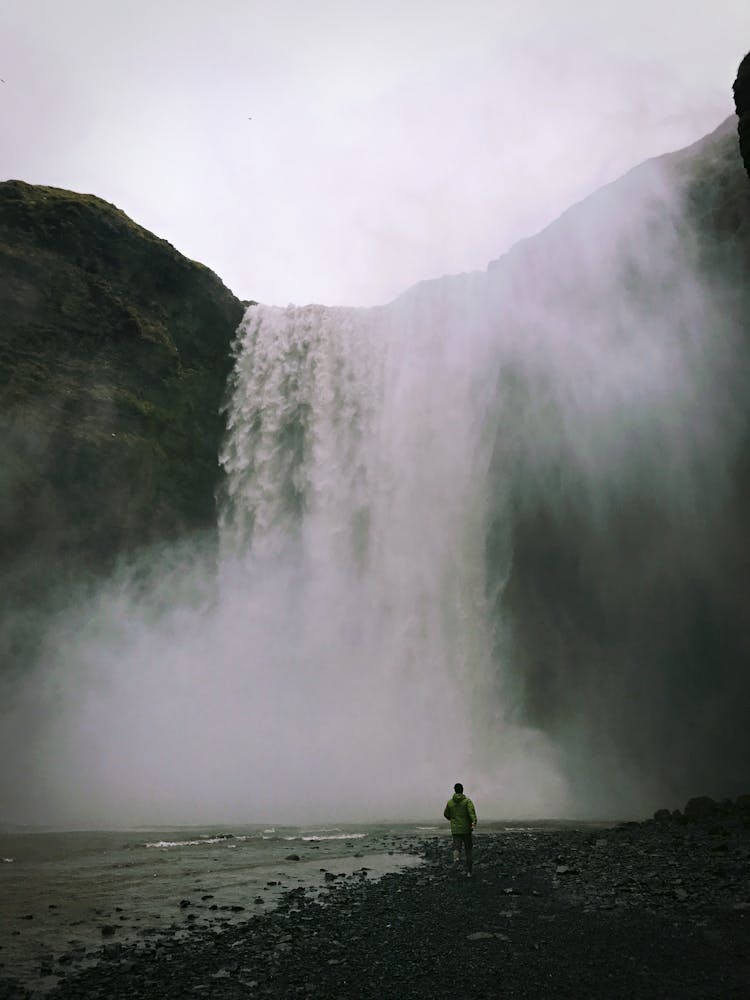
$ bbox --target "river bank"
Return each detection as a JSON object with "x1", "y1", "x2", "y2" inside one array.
[
  {"x1": 2, "y1": 813, "x2": 748, "y2": 999},
  {"x1": 0, "y1": 823, "x2": 423, "y2": 997}
]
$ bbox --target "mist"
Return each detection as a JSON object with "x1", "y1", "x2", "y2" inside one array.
[
  {"x1": 1, "y1": 285, "x2": 569, "y2": 828},
  {"x1": 4, "y1": 109, "x2": 749, "y2": 828},
  {"x1": 484, "y1": 124, "x2": 750, "y2": 814}
]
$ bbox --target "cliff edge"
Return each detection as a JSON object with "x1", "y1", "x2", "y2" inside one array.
[{"x1": 0, "y1": 181, "x2": 245, "y2": 664}]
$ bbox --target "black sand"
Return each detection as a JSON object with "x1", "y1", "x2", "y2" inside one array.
[{"x1": 3, "y1": 817, "x2": 749, "y2": 999}]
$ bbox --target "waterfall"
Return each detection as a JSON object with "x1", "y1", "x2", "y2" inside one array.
[
  {"x1": 216, "y1": 283, "x2": 568, "y2": 819},
  {"x1": 2, "y1": 269, "x2": 570, "y2": 827},
  {"x1": 7, "y1": 130, "x2": 744, "y2": 828}
]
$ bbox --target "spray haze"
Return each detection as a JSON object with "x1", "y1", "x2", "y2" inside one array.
[
  {"x1": 486, "y1": 126, "x2": 750, "y2": 813},
  {"x1": 3, "y1": 4, "x2": 750, "y2": 826},
  {"x1": 4, "y1": 117, "x2": 748, "y2": 826},
  {"x1": 3, "y1": 286, "x2": 568, "y2": 827}
]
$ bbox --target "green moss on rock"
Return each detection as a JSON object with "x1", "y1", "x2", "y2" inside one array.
[{"x1": 0, "y1": 180, "x2": 245, "y2": 667}]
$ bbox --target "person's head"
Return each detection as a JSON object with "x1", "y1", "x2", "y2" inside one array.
[{"x1": 454, "y1": 782, "x2": 463, "y2": 794}]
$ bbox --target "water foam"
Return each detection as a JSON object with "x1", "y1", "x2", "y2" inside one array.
[
  {"x1": 145, "y1": 835, "x2": 246, "y2": 849},
  {"x1": 215, "y1": 289, "x2": 569, "y2": 819}
]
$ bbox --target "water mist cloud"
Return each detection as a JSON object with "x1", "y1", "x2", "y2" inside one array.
[
  {"x1": 4, "y1": 119, "x2": 749, "y2": 828},
  {"x1": 3, "y1": 15, "x2": 750, "y2": 824},
  {"x1": 1, "y1": 290, "x2": 569, "y2": 828},
  {"x1": 484, "y1": 123, "x2": 750, "y2": 814}
]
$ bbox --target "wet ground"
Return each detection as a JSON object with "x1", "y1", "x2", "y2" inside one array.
[
  {"x1": 2, "y1": 815, "x2": 749, "y2": 999},
  {"x1": 0, "y1": 824, "x2": 422, "y2": 995}
]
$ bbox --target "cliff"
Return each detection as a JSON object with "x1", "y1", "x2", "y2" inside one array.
[
  {"x1": 733, "y1": 50, "x2": 750, "y2": 180},
  {"x1": 484, "y1": 115, "x2": 750, "y2": 806},
  {"x1": 0, "y1": 181, "x2": 245, "y2": 666}
]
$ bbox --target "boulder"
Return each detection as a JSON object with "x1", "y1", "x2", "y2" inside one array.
[
  {"x1": 733, "y1": 52, "x2": 750, "y2": 180},
  {"x1": 683, "y1": 797, "x2": 720, "y2": 821}
]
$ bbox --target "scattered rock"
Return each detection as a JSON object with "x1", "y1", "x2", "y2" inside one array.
[
  {"x1": 13, "y1": 821, "x2": 750, "y2": 1000},
  {"x1": 683, "y1": 797, "x2": 719, "y2": 820},
  {"x1": 466, "y1": 931, "x2": 509, "y2": 941}
]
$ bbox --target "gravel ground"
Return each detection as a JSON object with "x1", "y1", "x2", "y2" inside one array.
[{"x1": 2, "y1": 814, "x2": 749, "y2": 1000}]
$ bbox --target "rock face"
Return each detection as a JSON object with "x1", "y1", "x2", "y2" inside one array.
[
  {"x1": 733, "y1": 51, "x2": 750, "y2": 180},
  {"x1": 0, "y1": 181, "x2": 245, "y2": 669},
  {"x1": 484, "y1": 117, "x2": 750, "y2": 807}
]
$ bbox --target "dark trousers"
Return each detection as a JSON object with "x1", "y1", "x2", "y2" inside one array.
[{"x1": 452, "y1": 832, "x2": 473, "y2": 872}]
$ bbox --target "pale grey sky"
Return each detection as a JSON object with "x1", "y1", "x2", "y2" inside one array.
[{"x1": 2, "y1": 0, "x2": 748, "y2": 306}]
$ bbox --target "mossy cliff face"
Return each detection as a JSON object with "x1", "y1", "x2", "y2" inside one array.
[{"x1": 0, "y1": 181, "x2": 245, "y2": 662}]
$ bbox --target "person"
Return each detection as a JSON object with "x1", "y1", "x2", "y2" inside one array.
[{"x1": 443, "y1": 782, "x2": 477, "y2": 876}]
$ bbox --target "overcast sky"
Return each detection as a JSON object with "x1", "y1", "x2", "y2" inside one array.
[{"x1": 2, "y1": 1, "x2": 749, "y2": 306}]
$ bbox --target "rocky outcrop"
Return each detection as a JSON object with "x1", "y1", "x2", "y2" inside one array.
[
  {"x1": 484, "y1": 116, "x2": 750, "y2": 808},
  {"x1": 733, "y1": 51, "x2": 750, "y2": 179},
  {"x1": 655, "y1": 795, "x2": 750, "y2": 823},
  {"x1": 0, "y1": 181, "x2": 245, "y2": 668}
]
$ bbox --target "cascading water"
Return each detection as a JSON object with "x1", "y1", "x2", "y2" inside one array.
[
  {"x1": 1, "y1": 268, "x2": 568, "y2": 827},
  {"x1": 202, "y1": 151, "x2": 722, "y2": 821},
  {"x1": 5, "y1": 123, "x2": 746, "y2": 828},
  {"x1": 215, "y1": 285, "x2": 568, "y2": 819}
]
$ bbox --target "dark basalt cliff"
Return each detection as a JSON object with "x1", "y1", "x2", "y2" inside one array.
[
  {"x1": 484, "y1": 115, "x2": 750, "y2": 806},
  {"x1": 733, "y1": 51, "x2": 750, "y2": 179},
  {"x1": 0, "y1": 181, "x2": 245, "y2": 664}
]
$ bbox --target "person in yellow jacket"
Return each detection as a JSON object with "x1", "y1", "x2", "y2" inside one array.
[{"x1": 443, "y1": 782, "x2": 477, "y2": 876}]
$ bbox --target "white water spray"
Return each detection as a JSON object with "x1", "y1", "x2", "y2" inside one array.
[
  {"x1": 213, "y1": 286, "x2": 568, "y2": 820},
  {"x1": 4, "y1": 132, "x2": 735, "y2": 827},
  {"x1": 1, "y1": 273, "x2": 568, "y2": 827}
]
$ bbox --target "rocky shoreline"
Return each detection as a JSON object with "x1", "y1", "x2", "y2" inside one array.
[{"x1": 1, "y1": 802, "x2": 748, "y2": 1000}]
